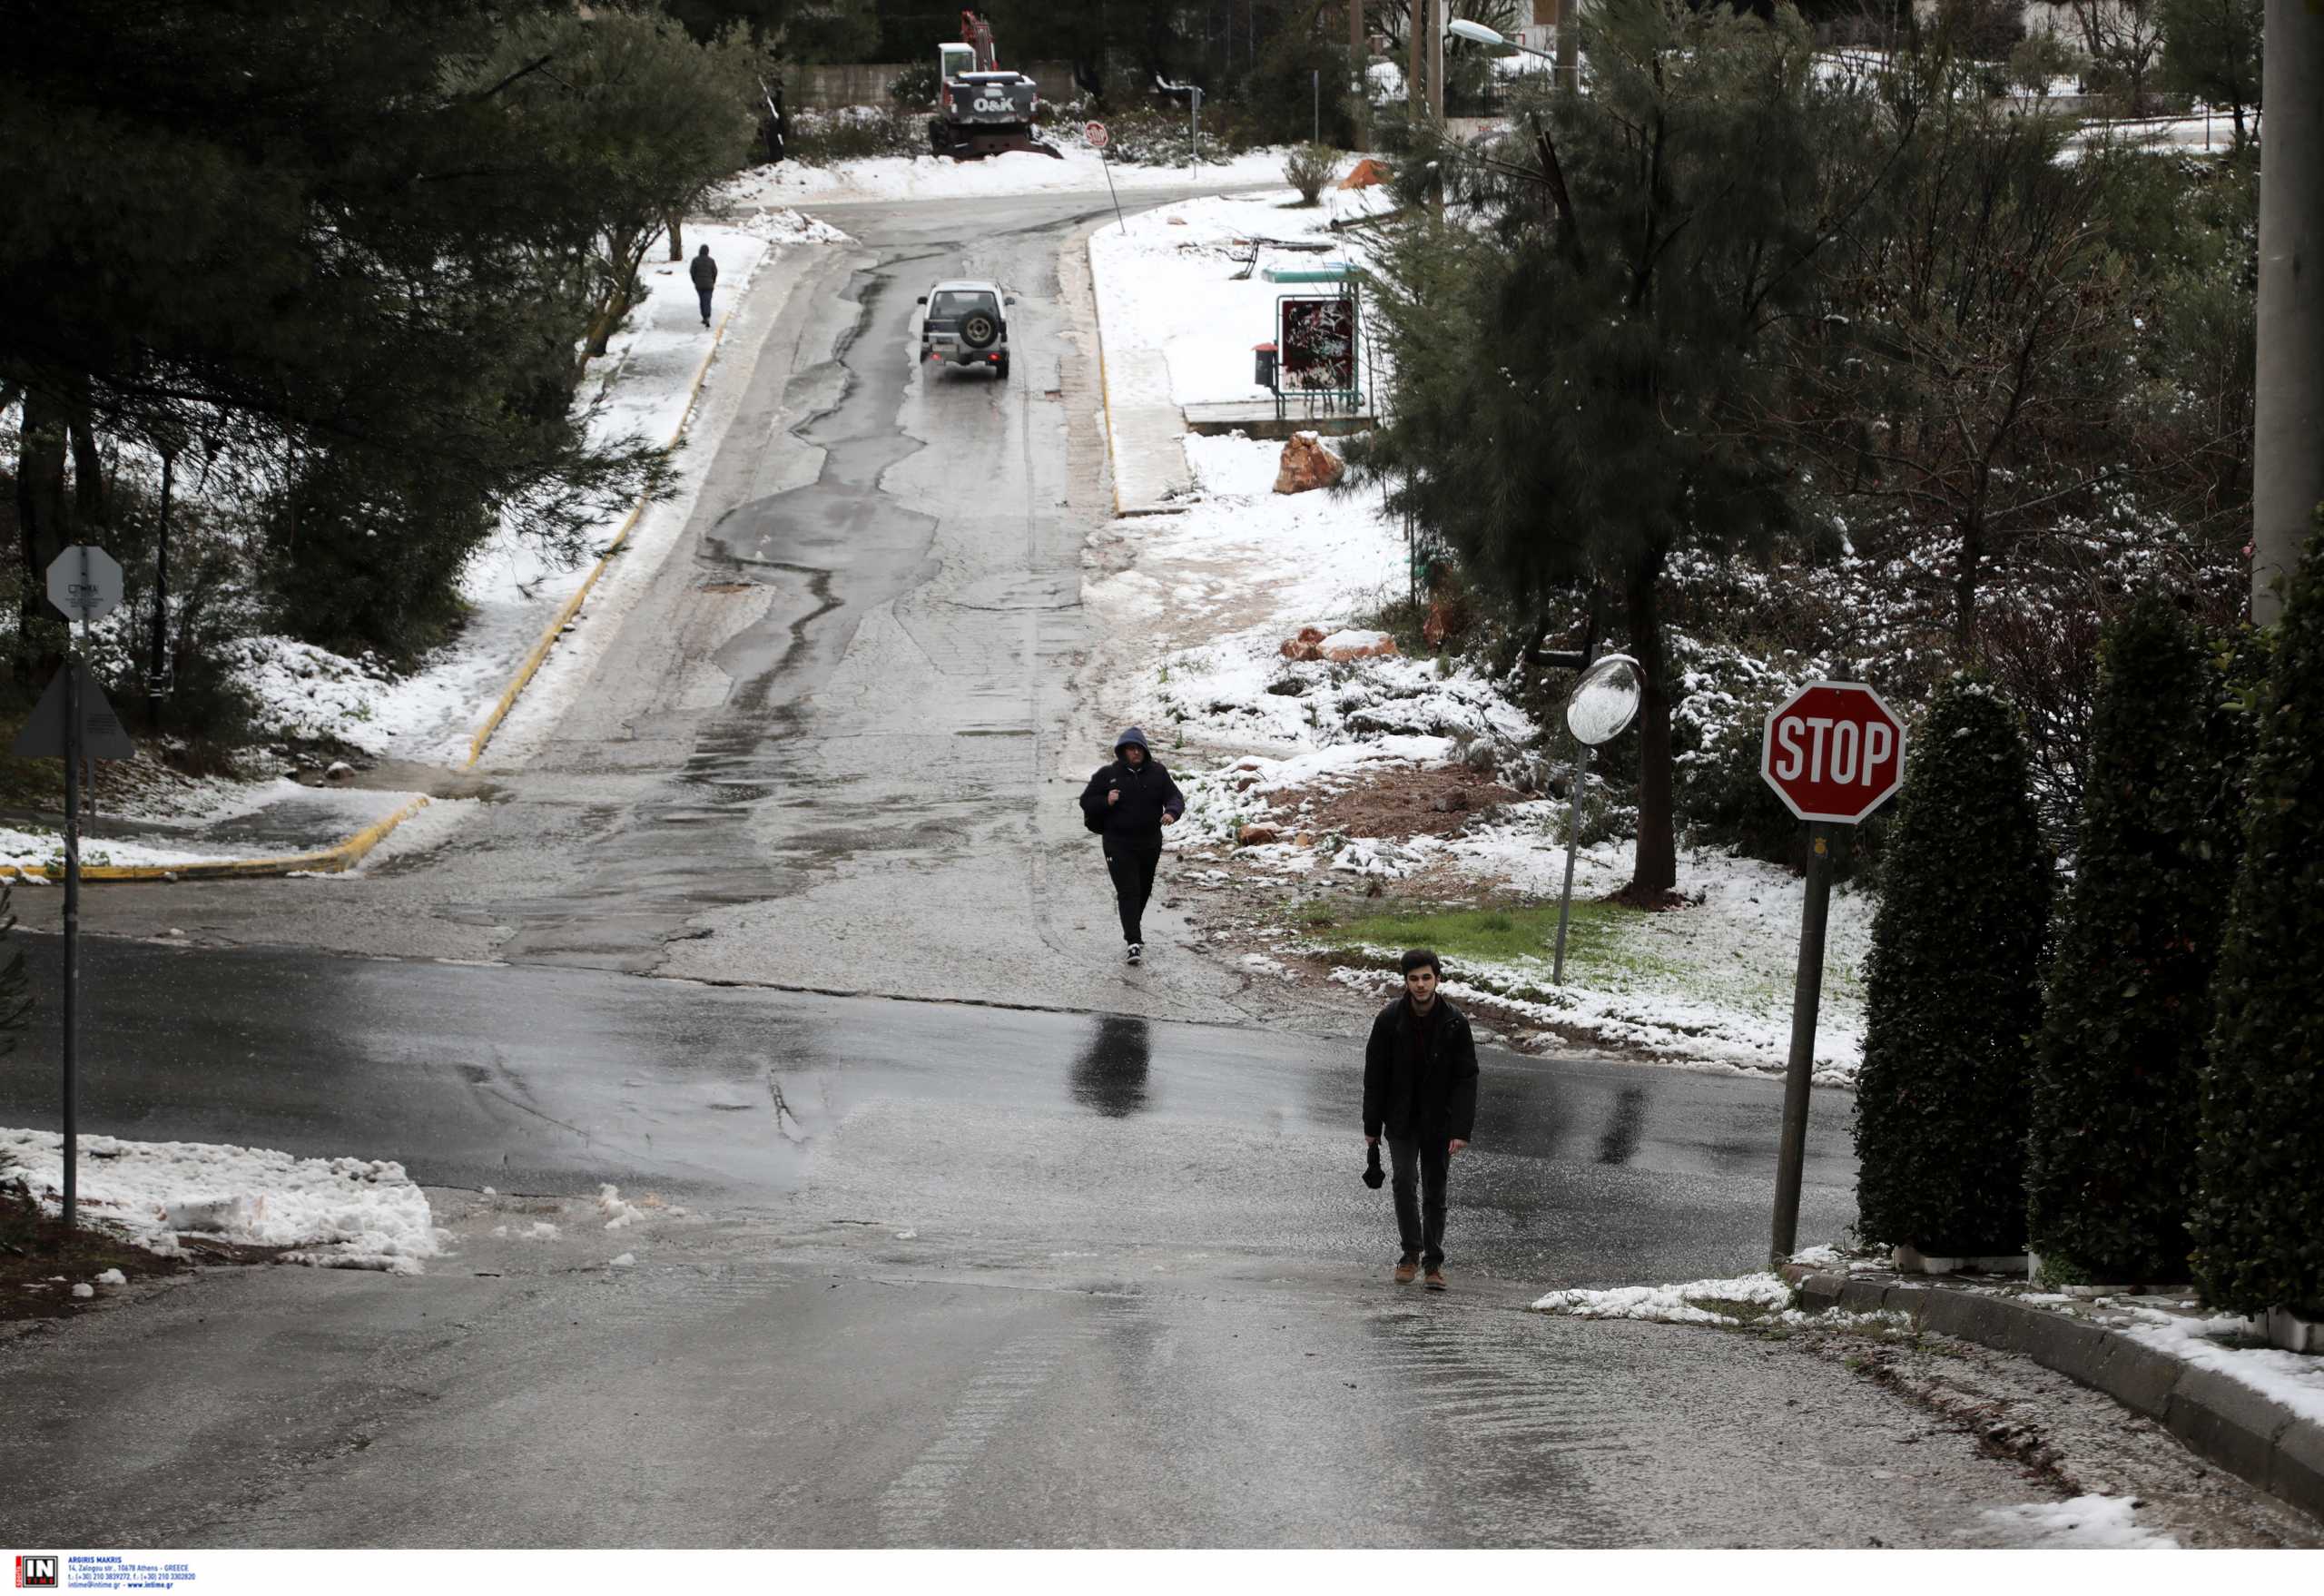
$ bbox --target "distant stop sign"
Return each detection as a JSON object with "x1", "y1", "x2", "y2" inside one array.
[{"x1": 1760, "y1": 681, "x2": 1906, "y2": 824}]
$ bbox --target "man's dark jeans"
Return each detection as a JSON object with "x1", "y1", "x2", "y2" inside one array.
[
  {"x1": 697, "y1": 286, "x2": 714, "y2": 323},
  {"x1": 1387, "y1": 1134, "x2": 1450, "y2": 1267},
  {"x1": 1103, "y1": 836, "x2": 1162, "y2": 945}
]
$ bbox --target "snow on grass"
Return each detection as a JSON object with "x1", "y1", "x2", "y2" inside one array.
[
  {"x1": 1259, "y1": 824, "x2": 1872, "y2": 1082},
  {"x1": 1980, "y1": 1495, "x2": 2179, "y2": 1550},
  {"x1": 726, "y1": 145, "x2": 1292, "y2": 208},
  {"x1": 0, "y1": 1127, "x2": 443, "y2": 1274},
  {"x1": 0, "y1": 826, "x2": 244, "y2": 871},
  {"x1": 1091, "y1": 435, "x2": 1530, "y2": 777},
  {"x1": 1088, "y1": 191, "x2": 1383, "y2": 407}
]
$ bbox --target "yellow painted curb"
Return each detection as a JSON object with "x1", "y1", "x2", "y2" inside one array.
[
  {"x1": 0, "y1": 794, "x2": 432, "y2": 883},
  {"x1": 1087, "y1": 232, "x2": 1125, "y2": 519},
  {"x1": 465, "y1": 290, "x2": 743, "y2": 771}
]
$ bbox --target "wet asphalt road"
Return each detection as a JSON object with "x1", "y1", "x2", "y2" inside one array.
[
  {"x1": 0, "y1": 189, "x2": 2114, "y2": 1548},
  {"x1": 1, "y1": 939, "x2": 1856, "y2": 1289}
]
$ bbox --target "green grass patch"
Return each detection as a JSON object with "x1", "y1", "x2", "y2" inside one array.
[{"x1": 1304, "y1": 898, "x2": 1663, "y2": 982}]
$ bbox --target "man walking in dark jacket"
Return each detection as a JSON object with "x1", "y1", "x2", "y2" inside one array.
[
  {"x1": 1078, "y1": 727, "x2": 1185, "y2": 965},
  {"x1": 1363, "y1": 949, "x2": 1480, "y2": 1290},
  {"x1": 690, "y1": 243, "x2": 718, "y2": 328}
]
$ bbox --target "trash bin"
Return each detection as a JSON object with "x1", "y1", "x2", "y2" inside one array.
[{"x1": 1253, "y1": 341, "x2": 1278, "y2": 390}]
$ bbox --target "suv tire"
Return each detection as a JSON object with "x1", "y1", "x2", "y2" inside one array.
[
  {"x1": 996, "y1": 355, "x2": 1010, "y2": 379},
  {"x1": 960, "y1": 311, "x2": 999, "y2": 350}
]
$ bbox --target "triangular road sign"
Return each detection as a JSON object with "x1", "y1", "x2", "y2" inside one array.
[{"x1": 12, "y1": 664, "x2": 136, "y2": 761}]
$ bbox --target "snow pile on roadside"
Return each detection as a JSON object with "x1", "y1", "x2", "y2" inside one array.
[
  {"x1": 1532, "y1": 1270, "x2": 1908, "y2": 1332},
  {"x1": 597, "y1": 1183, "x2": 645, "y2": 1230},
  {"x1": 741, "y1": 206, "x2": 852, "y2": 244},
  {"x1": 1980, "y1": 1495, "x2": 2179, "y2": 1550},
  {"x1": 726, "y1": 145, "x2": 1292, "y2": 207},
  {"x1": 1532, "y1": 1272, "x2": 1799, "y2": 1325},
  {"x1": 0, "y1": 1127, "x2": 444, "y2": 1274}
]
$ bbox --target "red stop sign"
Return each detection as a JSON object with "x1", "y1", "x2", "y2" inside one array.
[{"x1": 1760, "y1": 681, "x2": 1906, "y2": 824}]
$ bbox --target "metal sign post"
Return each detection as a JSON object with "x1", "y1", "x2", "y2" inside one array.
[
  {"x1": 61, "y1": 658, "x2": 80, "y2": 1227},
  {"x1": 1189, "y1": 84, "x2": 1203, "y2": 174},
  {"x1": 1087, "y1": 121, "x2": 1125, "y2": 233},
  {"x1": 25, "y1": 547, "x2": 131, "y2": 1230},
  {"x1": 1759, "y1": 681, "x2": 1906, "y2": 1266}
]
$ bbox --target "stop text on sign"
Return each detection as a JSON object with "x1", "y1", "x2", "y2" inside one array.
[
  {"x1": 1760, "y1": 680, "x2": 1906, "y2": 825},
  {"x1": 1769, "y1": 714, "x2": 1893, "y2": 788}
]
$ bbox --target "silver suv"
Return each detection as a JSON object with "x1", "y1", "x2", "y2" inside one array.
[{"x1": 917, "y1": 280, "x2": 1013, "y2": 379}]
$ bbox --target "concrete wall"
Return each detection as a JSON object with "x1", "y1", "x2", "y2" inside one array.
[{"x1": 788, "y1": 59, "x2": 1082, "y2": 109}]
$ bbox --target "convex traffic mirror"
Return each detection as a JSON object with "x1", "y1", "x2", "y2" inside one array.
[{"x1": 1565, "y1": 653, "x2": 1643, "y2": 747}]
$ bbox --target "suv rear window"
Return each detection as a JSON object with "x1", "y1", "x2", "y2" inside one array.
[{"x1": 928, "y1": 291, "x2": 999, "y2": 321}]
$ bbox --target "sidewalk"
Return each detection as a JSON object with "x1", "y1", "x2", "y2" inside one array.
[
  {"x1": 1087, "y1": 186, "x2": 1384, "y2": 516},
  {"x1": 0, "y1": 209, "x2": 833, "y2": 880}
]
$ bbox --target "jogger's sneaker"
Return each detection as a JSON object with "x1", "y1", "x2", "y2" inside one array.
[
  {"x1": 1423, "y1": 1268, "x2": 1447, "y2": 1292},
  {"x1": 1393, "y1": 1256, "x2": 1419, "y2": 1285},
  {"x1": 1126, "y1": 942, "x2": 1142, "y2": 965}
]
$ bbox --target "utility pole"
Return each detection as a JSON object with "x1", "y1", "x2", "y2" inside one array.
[
  {"x1": 2252, "y1": 0, "x2": 2323, "y2": 624},
  {"x1": 1409, "y1": 0, "x2": 1423, "y2": 119},
  {"x1": 1351, "y1": 0, "x2": 1367, "y2": 153},
  {"x1": 1557, "y1": 0, "x2": 1580, "y2": 95},
  {"x1": 1427, "y1": 0, "x2": 1445, "y2": 121}
]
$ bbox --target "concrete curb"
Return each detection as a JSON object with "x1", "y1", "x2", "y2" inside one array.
[
  {"x1": 1794, "y1": 1269, "x2": 2324, "y2": 1522},
  {"x1": 1085, "y1": 218, "x2": 1196, "y2": 517}
]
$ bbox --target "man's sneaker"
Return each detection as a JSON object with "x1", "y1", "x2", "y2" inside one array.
[
  {"x1": 1423, "y1": 1268, "x2": 1447, "y2": 1292},
  {"x1": 1393, "y1": 1256, "x2": 1419, "y2": 1285},
  {"x1": 1126, "y1": 943, "x2": 1142, "y2": 965}
]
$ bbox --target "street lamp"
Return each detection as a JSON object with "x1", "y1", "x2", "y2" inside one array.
[
  {"x1": 1447, "y1": 15, "x2": 1578, "y2": 96},
  {"x1": 1446, "y1": 19, "x2": 1517, "y2": 50}
]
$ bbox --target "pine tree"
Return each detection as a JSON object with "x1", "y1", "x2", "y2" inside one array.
[
  {"x1": 2193, "y1": 526, "x2": 2324, "y2": 1315},
  {"x1": 1350, "y1": 0, "x2": 1893, "y2": 900},
  {"x1": 2026, "y1": 597, "x2": 2251, "y2": 1283},
  {"x1": 1855, "y1": 675, "x2": 2053, "y2": 1257}
]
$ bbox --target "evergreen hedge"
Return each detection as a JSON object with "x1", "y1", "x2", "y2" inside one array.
[
  {"x1": 2194, "y1": 527, "x2": 2324, "y2": 1315},
  {"x1": 2026, "y1": 597, "x2": 2252, "y2": 1284},
  {"x1": 1855, "y1": 676, "x2": 2053, "y2": 1256}
]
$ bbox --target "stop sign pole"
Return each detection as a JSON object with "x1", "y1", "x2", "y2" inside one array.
[
  {"x1": 1086, "y1": 120, "x2": 1126, "y2": 234},
  {"x1": 1760, "y1": 681, "x2": 1906, "y2": 1267}
]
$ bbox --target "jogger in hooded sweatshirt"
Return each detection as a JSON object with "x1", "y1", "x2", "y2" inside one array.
[{"x1": 1078, "y1": 727, "x2": 1186, "y2": 965}]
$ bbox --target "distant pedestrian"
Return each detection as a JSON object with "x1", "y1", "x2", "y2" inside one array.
[
  {"x1": 1078, "y1": 727, "x2": 1185, "y2": 966},
  {"x1": 1363, "y1": 949, "x2": 1479, "y2": 1291},
  {"x1": 690, "y1": 243, "x2": 718, "y2": 328}
]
